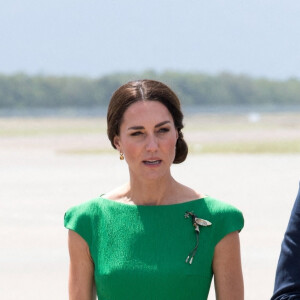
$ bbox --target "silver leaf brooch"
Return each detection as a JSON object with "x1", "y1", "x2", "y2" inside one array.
[{"x1": 184, "y1": 211, "x2": 212, "y2": 264}]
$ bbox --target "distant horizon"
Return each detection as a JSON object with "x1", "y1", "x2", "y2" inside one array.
[
  {"x1": 1, "y1": 69, "x2": 300, "y2": 82},
  {"x1": 2, "y1": 104, "x2": 300, "y2": 119}
]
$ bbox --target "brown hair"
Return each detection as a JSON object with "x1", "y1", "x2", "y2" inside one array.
[{"x1": 107, "y1": 79, "x2": 188, "y2": 164}]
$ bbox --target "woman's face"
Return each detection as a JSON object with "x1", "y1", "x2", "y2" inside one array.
[{"x1": 114, "y1": 100, "x2": 178, "y2": 181}]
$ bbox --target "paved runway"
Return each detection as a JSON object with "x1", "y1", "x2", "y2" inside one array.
[{"x1": 1, "y1": 144, "x2": 299, "y2": 299}]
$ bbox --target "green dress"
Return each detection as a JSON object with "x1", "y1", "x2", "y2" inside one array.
[{"x1": 64, "y1": 196, "x2": 244, "y2": 300}]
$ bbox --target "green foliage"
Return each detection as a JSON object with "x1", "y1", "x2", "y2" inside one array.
[{"x1": 0, "y1": 71, "x2": 300, "y2": 108}]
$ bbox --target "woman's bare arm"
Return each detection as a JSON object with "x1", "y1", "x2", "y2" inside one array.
[
  {"x1": 213, "y1": 231, "x2": 244, "y2": 300},
  {"x1": 68, "y1": 230, "x2": 96, "y2": 300}
]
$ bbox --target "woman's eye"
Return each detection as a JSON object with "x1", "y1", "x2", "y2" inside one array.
[
  {"x1": 131, "y1": 131, "x2": 143, "y2": 136},
  {"x1": 158, "y1": 128, "x2": 170, "y2": 133}
]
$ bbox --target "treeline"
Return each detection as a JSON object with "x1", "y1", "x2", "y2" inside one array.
[{"x1": 0, "y1": 71, "x2": 300, "y2": 108}]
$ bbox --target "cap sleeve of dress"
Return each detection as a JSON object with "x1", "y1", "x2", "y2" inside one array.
[
  {"x1": 209, "y1": 199, "x2": 244, "y2": 246},
  {"x1": 64, "y1": 200, "x2": 97, "y2": 248}
]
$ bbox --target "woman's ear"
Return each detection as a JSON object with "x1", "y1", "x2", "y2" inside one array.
[
  {"x1": 176, "y1": 128, "x2": 180, "y2": 140},
  {"x1": 113, "y1": 136, "x2": 121, "y2": 151}
]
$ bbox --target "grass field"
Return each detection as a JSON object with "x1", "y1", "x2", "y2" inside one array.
[{"x1": 1, "y1": 112, "x2": 300, "y2": 154}]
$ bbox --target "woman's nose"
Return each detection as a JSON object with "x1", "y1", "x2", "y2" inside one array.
[{"x1": 145, "y1": 135, "x2": 158, "y2": 152}]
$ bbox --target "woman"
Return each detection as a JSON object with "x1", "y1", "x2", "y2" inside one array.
[{"x1": 64, "y1": 79, "x2": 244, "y2": 300}]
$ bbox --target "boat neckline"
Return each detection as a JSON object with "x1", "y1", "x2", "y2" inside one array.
[{"x1": 99, "y1": 195, "x2": 209, "y2": 207}]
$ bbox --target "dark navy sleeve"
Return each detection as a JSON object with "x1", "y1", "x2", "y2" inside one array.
[{"x1": 271, "y1": 182, "x2": 300, "y2": 300}]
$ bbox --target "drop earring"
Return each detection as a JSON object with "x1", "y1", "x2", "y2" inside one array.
[{"x1": 120, "y1": 152, "x2": 124, "y2": 160}]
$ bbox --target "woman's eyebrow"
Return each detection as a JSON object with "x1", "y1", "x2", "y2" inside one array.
[
  {"x1": 128, "y1": 125, "x2": 144, "y2": 130},
  {"x1": 155, "y1": 120, "x2": 171, "y2": 128},
  {"x1": 128, "y1": 120, "x2": 171, "y2": 131}
]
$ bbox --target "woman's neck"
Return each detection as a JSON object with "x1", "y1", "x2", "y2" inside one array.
[{"x1": 124, "y1": 176, "x2": 179, "y2": 206}]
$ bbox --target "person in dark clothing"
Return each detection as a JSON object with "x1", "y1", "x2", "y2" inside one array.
[{"x1": 271, "y1": 182, "x2": 300, "y2": 300}]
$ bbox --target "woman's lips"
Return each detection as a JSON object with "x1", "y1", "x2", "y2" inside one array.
[{"x1": 142, "y1": 159, "x2": 162, "y2": 165}]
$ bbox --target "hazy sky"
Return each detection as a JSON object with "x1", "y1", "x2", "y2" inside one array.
[{"x1": 1, "y1": 0, "x2": 300, "y2": 79}]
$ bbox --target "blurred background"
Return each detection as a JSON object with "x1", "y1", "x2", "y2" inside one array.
[{"x1": 1, "y1": 0, "x2": 300, "y2": 299}]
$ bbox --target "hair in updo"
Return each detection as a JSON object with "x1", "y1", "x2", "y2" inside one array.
[{"x1": 107, "y1": 79, "x2": 188, "y2": 164}]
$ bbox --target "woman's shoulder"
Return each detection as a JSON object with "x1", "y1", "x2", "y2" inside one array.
[
  {"x1": 64, "y1": 196, "x2": 107, "y2": 247},
  {"x1": 197, "y1": 195, "x2": 244, "y2": 228},
  {"x1": 201, "y1": 196, "x2": 243, "y2": 216},
  {"x1": 65, "y1": 197, "x2": 102, "y2": 216},
  {"x1": 200, "y1": 196, "x2": 244, "y2": 245}
]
